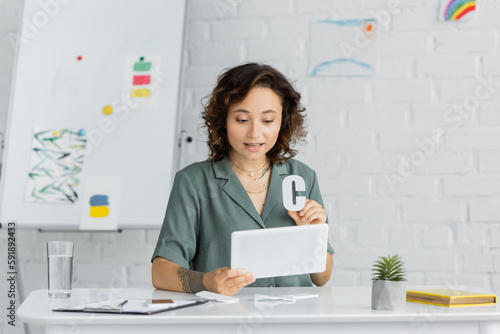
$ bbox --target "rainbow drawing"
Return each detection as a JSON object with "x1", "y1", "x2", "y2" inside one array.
[{"x1": 442, "y1": 0, "x2": 476, "y2": 21}]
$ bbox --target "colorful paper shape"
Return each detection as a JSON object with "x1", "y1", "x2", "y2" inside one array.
[
  {"x1": 89, "y1": 194, "x2": 109, "y2": 206},
  {"x1": 133, "y1": 61, "x2": 152, "y2": 72},
  {"x1": 24, "y1": 128, "x2": 87, "y2": 204},
  {"x1": 122, "y1": 55, "x2": 160, "y2": 109},
  {"x1": 80, "y1": 177, "x2": 121, "y2": 230},
  {"x1": 131, "y1": 88, "x2": 151, "y2": 98},
  {"x1": 133, "y1": 75, "x2": 151, "y2": 85},
  {"x1": 440, "y1": 0, "x2": 476, "y2": 21},
  {"x1": 90, "y1": 206, "x2": 109, "y2": 217},
  {"x1": 309, "y1": 19, "x2": 379, "y2": 76},
  {"x1": 89, "y1": 194, "x2": 110, "y2": 217}
]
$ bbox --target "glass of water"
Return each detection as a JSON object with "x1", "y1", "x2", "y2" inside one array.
[{"x1": 47, "y1": 241, "x2": 74, "y2": 298}]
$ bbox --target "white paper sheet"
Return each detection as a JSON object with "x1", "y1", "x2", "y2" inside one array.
[{"x1": 309, "y1": 19, "x2": 379, "y2": 76}]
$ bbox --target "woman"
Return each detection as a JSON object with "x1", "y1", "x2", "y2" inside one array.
[{"x1": 151, "y1": 63, "x2": 334, "y2": 296}]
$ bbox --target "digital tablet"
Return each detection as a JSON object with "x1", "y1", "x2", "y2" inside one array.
[{"x1": 231, "y1": 224, "x2": 329, "y2": 279}]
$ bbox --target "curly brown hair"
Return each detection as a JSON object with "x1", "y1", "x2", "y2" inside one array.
[{"x1": 201, "y1": 63, "x2": 307, "y2": 165}]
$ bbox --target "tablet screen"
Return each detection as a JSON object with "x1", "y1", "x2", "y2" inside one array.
[{"x1": 231, "y1": 224, "x2": 329, "y2": 279}]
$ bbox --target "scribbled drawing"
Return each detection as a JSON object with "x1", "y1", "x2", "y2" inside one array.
[
  {"x1": 25, "y1": 128, "x2": 87, "y2": 203},
  {"x1": 440, "y1": 0, "x2": 476, "y2": 21},
  {"x1": 309, "y1": 19, "x2": 379, "y2": 77}
]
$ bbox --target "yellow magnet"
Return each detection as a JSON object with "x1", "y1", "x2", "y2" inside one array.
[
  {"x1": 53, "y1": 131, "x2": 60, "y2": 137},
  {"x1": 103, "y1": 105, "x2": 113, "y2": 115}
]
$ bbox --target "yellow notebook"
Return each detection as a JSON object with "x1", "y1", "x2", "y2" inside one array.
[{"x1": 406, "y1": 289, "x2": 497, "y2": 307}]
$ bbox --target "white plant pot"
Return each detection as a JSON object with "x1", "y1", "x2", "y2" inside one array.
[{"x1": 371, "y1": 280, "x2": 406, "y2": 311}]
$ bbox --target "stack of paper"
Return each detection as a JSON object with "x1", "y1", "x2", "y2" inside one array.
[{"x1": 406, "y1": 289, "x2": 497, "y2": 307}]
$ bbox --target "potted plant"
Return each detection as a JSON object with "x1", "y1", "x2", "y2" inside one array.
[{"x1": 371, "y1": 254, "x2": 407, "y2": 311}]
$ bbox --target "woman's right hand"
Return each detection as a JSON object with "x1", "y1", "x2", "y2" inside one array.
[{"x1": 203, "y1": 267, "x2": 255, "y2": 296}]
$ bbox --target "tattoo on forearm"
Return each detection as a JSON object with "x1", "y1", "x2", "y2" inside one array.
[{"x1": 177, "y1": 267, "x2": 206, "y2": 293}]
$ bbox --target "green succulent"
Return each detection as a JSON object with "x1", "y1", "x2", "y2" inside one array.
[{"x1": 371, "y1": 254, "x2": 407, "y2": 281}]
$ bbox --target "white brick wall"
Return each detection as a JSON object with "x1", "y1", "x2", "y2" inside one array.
[
  {"x1": 456, "y1": 225, "x2": 489, "y2": 248},
  {"x1": 405, "y1": 252, "x2": 458, "y2": 272},
  {"x1": 422, "y1": 225, "x2": 454, "y2": 248},
  {"x1": 483, "y1": 51, "x2": 500, "y2": 75},
  {"x1": 413, "y1": 152, "x2": 473, "y2": 174},
  {"x1": 465, "y1": 253, "x2": 496, "y2": 273},
  {"x1": 392, "y1": 10, "x2": 451, "y2": 31},
  {"x1": 321, "y1": 175, "x2": 371, "y2": 196},
  {"x1": 357, "y1": 224, "x2": 389, "y2": 247},
  {"x1": 212, "y1": 19, "x2": 266, "y2": 40},
  {"x1": 389, "y1": 226, "x2": 421, "y2": 248},
  {"x1": 443, "y1": 176, "x2": 500, "y2": 196},
  {"x1": 378, "y1": 175, "x2": 438, "y2": 196},
  {"x1": 479, "y1": 103, "x2": 500, "y2": 125},
  {"x1": 419, "y1": 55, "x2": 479, "y2": 78},
  {"x1": 470, "y1": 201, "x2": 500, "y2": 221},
  {"x1": 349, "y1": 106, "x2": 407, "y2": 129},
  {"x1": 317, "y1": 132, "x2": 374, "y2": 152},
  {"x1": 402, "y1": 200, "x2": 465, "y2": 222},
  {"x1": 435, "y1": 30, "x2": 497, "y2": 54},
  {"x1": 338, "y1": 199, "x2": 397, "y2": 220},
  {"x1": 378, "y1": 57, "x2": 413, "y2": 79},
  {"x1": 490, "y1": 226, "x2": 500, "y2": 249},
  {"x1": 310, "y1": 81, "x2": 368, "y2": 103},
  {"x1": 446, "y1": 130, "x2": 500, "y2": 150},
  {"x1": 379, "y1": 131, "x2": 439, "y2": 151},
  {"x1": 1, "y1": 1, "x2": 500, "y2": 321},
  {"x1": 345, "y1": 153, "x2": 389, "y2": 173},
  {"x1": 373, "y1": 80, "x2": 433, "y2": 102},
  {"x1": 189, "y1": 44, "x2": 243, "y2": 66},
  {"x1": 378, "y1": 33, "x2": 431, "y2": 56}
]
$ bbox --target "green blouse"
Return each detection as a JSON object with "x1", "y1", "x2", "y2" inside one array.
[{"x1": 151, "y1": 156, "x2": 334, "y2": 287}]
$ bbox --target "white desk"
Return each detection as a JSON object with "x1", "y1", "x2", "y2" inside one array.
[{"x1": 19, "y1": 286, "x2": 500, "y2": 334}]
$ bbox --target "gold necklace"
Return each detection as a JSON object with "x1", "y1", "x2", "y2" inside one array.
[
  {"x1": 246, "y1": 184, "x2": 269, "y2": 194},
  {"x1": 228, "y1": 156, "x2": 269, "y2": 177},
  {"x1": 254, "y1": 164, "x2": 272, "y2": 181}
]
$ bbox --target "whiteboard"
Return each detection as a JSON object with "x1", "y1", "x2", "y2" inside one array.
[{"x1": 0, "y1": 0, "x2": 186, "y2": 229}]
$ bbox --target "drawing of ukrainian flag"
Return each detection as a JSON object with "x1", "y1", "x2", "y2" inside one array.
[{"x1": 89, "y1": 195, "x2": 109, "y2": 218}]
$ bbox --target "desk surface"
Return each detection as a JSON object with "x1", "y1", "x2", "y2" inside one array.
[{"x1": 19, "y1": 286, "x2": 500, "y2": 325}]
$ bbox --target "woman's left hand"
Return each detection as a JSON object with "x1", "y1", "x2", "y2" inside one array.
[{"x1": 288, "y1": 198, "x2": 327, "y2": 225}]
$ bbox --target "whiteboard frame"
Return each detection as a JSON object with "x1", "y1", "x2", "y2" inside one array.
[{"x1": 0, "y1": 0, "x2": 187, "y2": 230}]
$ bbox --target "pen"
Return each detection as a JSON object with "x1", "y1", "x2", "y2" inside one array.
[
  {"x1": 118, "y1": 300, "x2": 128, "y2": 307},
  {"x1": 293, "y1": 294, "x2": 319, "y2": 300}
]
